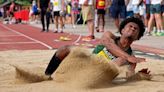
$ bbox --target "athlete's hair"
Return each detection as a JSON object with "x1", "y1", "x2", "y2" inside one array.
[{"x1": 119, "y1": 17, "x2": 145, "y2": 40}]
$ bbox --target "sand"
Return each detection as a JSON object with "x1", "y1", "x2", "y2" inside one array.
[{"x1": 0, "y1": 49, "x2": 164, "y2": 92}]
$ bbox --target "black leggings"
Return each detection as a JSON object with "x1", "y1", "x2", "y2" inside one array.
[
  {"x1": 45, "y1": 53, "x2": 61, "y2": 75},
  {"x1": 41, "y1": 7, "x2": 50, "y2": 30}
]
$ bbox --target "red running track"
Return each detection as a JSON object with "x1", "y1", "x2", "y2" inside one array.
[
  {"x1": 0, "y1": 22, "x2": 164, "y2": 55},
  {"x1": 0, "y1": 23, "x2": 99, "y2": 51}
]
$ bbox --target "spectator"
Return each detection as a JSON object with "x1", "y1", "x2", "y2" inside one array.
[
  {"x1": 0, "y1": 8, "x2": 4, "y2": 18},
  {"x1": 131, "y1": 0, "x2": 141, "y2": 18},
  {"x1": 37, "y1": 0, "x2": 50, "y2": 32},
  {"x1": 161, "y1": 0, "x2": 164, "y2": 25},
  {"x1": 125, "y1": 0, "x2": 134, "y2": 18},
  {"x1": 9, "y1": 1, "x2": 15, "y2": 24},
  {"x1": 138, "y1": 0, "x2": 146, "y2": 20},
  {"x1": 79, "y1": 0, "x2": 96, "y2": 40},
  {"x1": 146, "y1": 0, "x2": 164, "y2": 36},
  {"x1": 50, "y1": 0, "x2": 65, "y2": 33},
  {"x1": 95, "y1": 0, "x2": 108, "y2": 32},
  {"x1": 109, "y1": 0, "x2": 126, "y2": 32},
  {"x1": 31, "y1": 0, "x2": 39, "y2": 23},
  {"x1": 144, "y1": 0, "x2": 151, "y2": 33},
  {"x1": 71, "y1": 0, "x2": 80, "y2": 28},
  {"x1": 62, "y1": 0, "x2": 68, "y2": 28}
]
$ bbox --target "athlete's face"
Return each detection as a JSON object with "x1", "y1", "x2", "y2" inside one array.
[{"x1": 121, "y1": 22, "x2": 140, "y2": 42}]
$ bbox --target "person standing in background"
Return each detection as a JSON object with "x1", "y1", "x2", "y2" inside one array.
[
  {"x1": 71, "y1": 0, "x2": 80, "y2": 28},
  {"x1": 50, "y1": 0, "x2": 65, "y2": 33},
  {"x1": 161, "y1": 0, "x2": 164, "y2": 25},
  {"x1": 95, "y1": 0, "x2": 109, "y2": 32},
  {"x1": 144, "y1": 0, "x2": 150, "y2": 33},
  {"x1": 9, "y1": 1, "x2": 15, "y2": 24},
  {"x1": 61, "y1": 0, "x2": 68, "y2": 29},
  {"x1": 146, "y1": 0, "x2": 164, "y2": 36},
  {"x1": 109, "y1": 0, "x2": 126, "y2": 33},
  {"x1": 131, "y1": 0, "x2": 141, "y2": 18},
  {"x1": 31, "y1": 0, "x2": 39, "y2": 23},
  {"x1": 125, "y1": 0, "x2": 134, "y2": 18},
  {"x1": 37, "y1": 0, "x2": 50, "y2": 32},
  {"x1": 0, "y1": 8, "x2": 4, "y2": 18},
  {"x1": 79, "y1": 0, "x2": 96, "y2": 41}
]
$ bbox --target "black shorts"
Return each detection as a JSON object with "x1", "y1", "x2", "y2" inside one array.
[
  {"x1": 53, "y1": 11, "x2": 60, "y2": 17},
  {"x1": 33, "y1": 11, "x2": 39, "y2": 15},
  {"x1": 110, "y1": 5, "x2": 126, "y2": 19},
  {"x1": 97, "y1": 9, "x2": 105, "y2": 14}
]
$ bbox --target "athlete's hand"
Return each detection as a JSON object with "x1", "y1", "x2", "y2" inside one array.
[{"x1": 139, "y1": 68, "x2": 151, "y2": 74}]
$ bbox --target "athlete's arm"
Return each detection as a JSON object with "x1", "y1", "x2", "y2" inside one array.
[{"x1": 100, "y1": 31, "x2": 145, "y2": 63}]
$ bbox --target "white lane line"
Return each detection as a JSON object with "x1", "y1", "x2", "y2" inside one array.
[
  {"x1": 0, "y1": 42, "x2": 38, "y2": 44},
  {"x1": 73, "y1": 34, "x2": 82, "y2": 44},
  {"x1": 0, "y1": 24, "x2": 53, "y2": 49}
]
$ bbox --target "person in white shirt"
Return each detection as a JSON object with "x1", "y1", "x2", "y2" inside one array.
[
  {"x1": 125, "y1": 0, "x2": 134, "y2": 18},
  {"x1": 131, "y1": 0, "x2": 141, "y2": 17},
  {"x1": 51, "y1": 0, "x2": 65, "y2": 33}
]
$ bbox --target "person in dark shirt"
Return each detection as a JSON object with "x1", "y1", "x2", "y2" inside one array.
[
  {"x1": 109, "y1": 0, "x2": 126, "y2": 32},
  {"x1": 38, "y1": 0, "x2": 50, "y2": 32}
]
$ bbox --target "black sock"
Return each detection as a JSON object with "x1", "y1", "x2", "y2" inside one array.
[{"x1": 45, "y1": 53, "x2": 61, "y2": 75}]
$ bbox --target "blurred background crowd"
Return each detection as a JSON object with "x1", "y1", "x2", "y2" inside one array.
[{"x1": 0, "y1": 0, "x2": 164, "y2": 38}]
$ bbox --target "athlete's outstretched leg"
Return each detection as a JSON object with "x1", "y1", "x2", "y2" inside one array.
[{"x1": 45, "y1": 45, "x2": 71, "y2": 76}]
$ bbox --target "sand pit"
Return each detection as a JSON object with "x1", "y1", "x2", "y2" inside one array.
[
  {"x1": 9, "y1": 47, "x2": 119, "y2": 89},
  {"x1": 14, "y1": 65, "x2": 50, "y2": 83},
  {"x1": 53, "y1": 47, "x2": 119, "y2": 88},
  {"x1": 0, "y1": 50, "x2": 164, "y2": 92}
]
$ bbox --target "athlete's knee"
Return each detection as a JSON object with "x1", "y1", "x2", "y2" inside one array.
[{"x1": 56, "y1": 45, "x2": 71, "y2": 61}]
